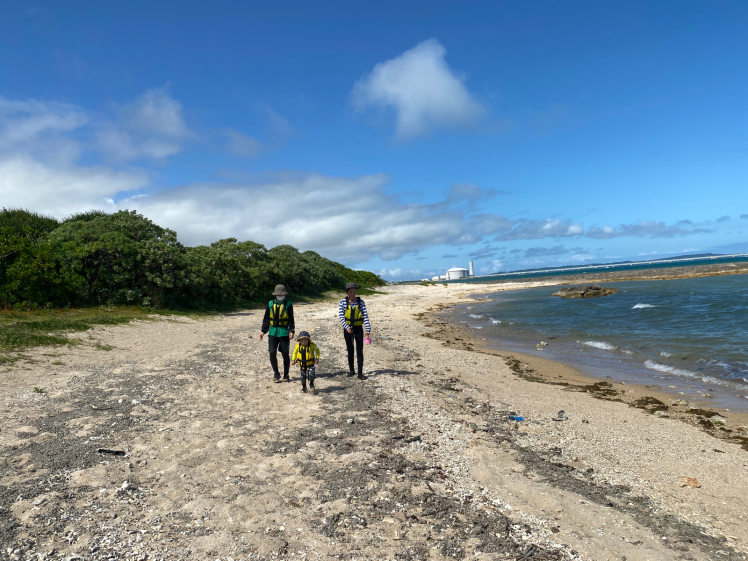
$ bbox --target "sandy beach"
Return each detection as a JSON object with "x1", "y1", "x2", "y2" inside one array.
[{"x1": 2, "y1": 283, "x2": 747, "y2": 561}]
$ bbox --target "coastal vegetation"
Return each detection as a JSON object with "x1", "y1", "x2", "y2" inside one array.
[{"x1": 0, "y1": 208, "x2": 384, "y2": 356}]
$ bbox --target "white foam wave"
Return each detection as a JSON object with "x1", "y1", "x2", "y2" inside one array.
[
  {"x1": 469, "y1": 325, "x2": 483, "y2": 329},
  {"x1": 491, "y1": 319, "x2": 502, "y2": 324},
  {"x1": 660, "y1": 351, "x2": 673, "y2": 357},
  {"x1": 644, "y1": 360, "x2": 696, "y2": 378},
  {"x1": 580, "y1": 340, "x2": 616, "y2": 351},
  {"x1": 469, "y1": 314, "x2": 484, "y2": 319},
  {"x1": 632, "y1": 303, "x2": 656, "y2": 309}
]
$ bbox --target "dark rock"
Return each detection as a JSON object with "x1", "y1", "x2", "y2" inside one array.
[{"x1": 552, "y1": 285, "x2": 618, "y2": 298}]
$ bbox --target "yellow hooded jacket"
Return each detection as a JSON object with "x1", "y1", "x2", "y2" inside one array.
[{"x1": 293, "y1": 341, "x2": 320, "y2": 368}]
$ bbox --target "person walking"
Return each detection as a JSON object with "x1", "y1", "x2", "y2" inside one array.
[
  {"x1": 292, "y1": 331, "x2": 320, "y2": 394},
  {"x1": 260, "y1": 284, "x2": 295, "y2": 382},
  {"x1": 338, "y1": 282, "x2": 371, "y2": 379}
]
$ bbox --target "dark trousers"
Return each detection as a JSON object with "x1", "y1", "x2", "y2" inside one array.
[
  {"x1": 300, "y1": 366, "x2": 316, "y2": 384},
  {"x1": 344, "y1": 326, "x2": 364, "y2": 375},
  {"x1": 268, "y1": 335, "x2": 290, "y2": 377}
]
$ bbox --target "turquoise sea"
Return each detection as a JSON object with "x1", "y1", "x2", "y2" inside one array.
[{"x1": 449, "y1": 274, "x2": 748, "y2": 410}]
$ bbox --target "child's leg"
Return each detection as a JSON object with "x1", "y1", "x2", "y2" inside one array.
[
  {"x1": 300, "y1": 367, "x2": 308, "y2": 383},
  {"x1": 308, "y1": 366, "x2": 316, "y2": 386}
]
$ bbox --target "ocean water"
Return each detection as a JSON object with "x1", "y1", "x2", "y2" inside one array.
[{"x1": 451, "y1": 275, "x2": 748, "y2": 410}]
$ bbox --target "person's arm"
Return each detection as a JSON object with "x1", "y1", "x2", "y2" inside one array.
[
  {"x1": 292, "y1": 344, "x2": 299, "y2": 364},
  {"x1": 260, "y1": 304, "x2": 271, "y2": 339},
  {"x1": 338, "y1": 299, "x2": 350, "y2": 330},
  {"x1": 287, "y1": 304, "x2": 295, "y2": 339},
  {"x1": 359, "y1": 299, "x2": 372, "y2": 333}
]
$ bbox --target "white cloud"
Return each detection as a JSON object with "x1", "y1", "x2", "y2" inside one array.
[
  {"x1": 96, "y1": 88, "x2": 192, "y2": 162},
  {"x1": 496, "y1": 219, "x2": 584, "y2": 241},
  {"x1": 0, "y1": 98, "x2": 87, "y2": 150},
  {"x1": 479, "y1": 259, "x2": 503, "y2": 274},
  {"x1": 351, "y1": 39, "x2": 485, "y2": 139},
  {"x1": 225, "y1": 128, "x2": 262, "y2": 158},
  {"x1": 0, "y1": 153, "x2": 146, "y2": 217},
  {"x1": 587, "y1": 221, "x2": 715, "y2": 239},
  {"x1": 123, "y1": 173, "x2": 479, "y2": 262}
]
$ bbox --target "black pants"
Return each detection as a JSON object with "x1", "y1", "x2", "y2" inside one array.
[
  {"x1": 344, "y1": 327, "x2": 364, "y2": 375},
  {"x1": 268, "y1": 335, "x2": 290, "y2": 377}
]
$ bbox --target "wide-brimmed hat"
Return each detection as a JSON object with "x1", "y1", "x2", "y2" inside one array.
[
  {"x1": 297, "y1": 330, "x2": 311, "y2": 340},
  {"x1": 344, "y1": 282, "x2": 359, "y2": 291},
  {"x1": 272, "y1": 284, "x2": 288, "y2": 296}
]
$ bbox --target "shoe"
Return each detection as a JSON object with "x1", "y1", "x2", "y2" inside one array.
[
  {"x1": 283, "y1": 375, "x2": 290, "y2": 382},
  {"x1": 301, "y1": 384, "x2": 307, "y2": 393},
  {"x1": 357, "y1": 373, "x2": 367, "y2": 380},
  {"x1": 273, "y1": 375, "x2": 281, "y2": 383},
  {"x1": 347, "y1": 370, "x2": 355, "y2": 377}
]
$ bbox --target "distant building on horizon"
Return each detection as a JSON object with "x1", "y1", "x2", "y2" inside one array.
[{"x1": 432, "y1": 262, "x2": 474, "y2": 282}]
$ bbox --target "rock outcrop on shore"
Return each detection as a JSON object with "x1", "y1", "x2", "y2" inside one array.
[{"x1": 552, "y1": 284, "x2": 618, "y2": 298}]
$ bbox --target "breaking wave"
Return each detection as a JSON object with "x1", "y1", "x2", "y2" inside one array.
[
  {"x1": 644, "y1": 360, "x2": 697, "y2": 378},
  {"x1": 580, "y1": 340, "x2": 616, "y2": 351},
  {"x1": 632, "y1": 303, "x2": 656, "y2": 309}
]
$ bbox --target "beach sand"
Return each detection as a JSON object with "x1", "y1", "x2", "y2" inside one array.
[{"x1": 1, "y1": 283, "x2": 747, "y2": 560}]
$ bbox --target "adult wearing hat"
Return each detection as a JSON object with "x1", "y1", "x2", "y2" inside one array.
[
  {"x1": 338, "y1": 282, "x2": 372, "y2": 379},
  {"x1": 260, "y1": 284, "x2": 295, "y2": 382}
]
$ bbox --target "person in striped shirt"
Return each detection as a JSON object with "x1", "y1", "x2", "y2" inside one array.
[{"x1": 338, "y1": 282, "x2": 371, "y2": 379}]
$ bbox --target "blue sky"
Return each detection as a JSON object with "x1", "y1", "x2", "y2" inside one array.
[{"x1": 1, "y1": 1, "x2": 747, "y2": 280}]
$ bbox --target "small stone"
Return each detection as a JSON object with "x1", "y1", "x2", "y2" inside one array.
[
  {"x1": 347, "y1": 419, "x2": 354, "y2": 424},
  {"x1": 653, "y1": 410, "x2": 669, "y2": 418}
]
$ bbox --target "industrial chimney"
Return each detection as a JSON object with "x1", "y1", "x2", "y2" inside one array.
[{"x1": 469, "y1": 261, "x2": 474, "y2": 277}]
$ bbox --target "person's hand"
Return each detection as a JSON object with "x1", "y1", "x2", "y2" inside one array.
[
  {"x1": 347, "y1": 327, "x2": 353, "y2": 334},
  {"x1": 315, "y1": 359, "x2": 319, "y2": 364},
  {"x1": 259, "y1": 332, "x2": 264, "y2": 341},
  {"x1": 365, "y1": 331, "x2": 371, "y2": 338},
  {"x1": 289, "y1": 331, "x2": 295, "y2": 340}
]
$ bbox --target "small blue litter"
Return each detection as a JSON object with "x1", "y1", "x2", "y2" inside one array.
[{"x1": 509, "y1": 415, "x2": 524, "y2": 422}]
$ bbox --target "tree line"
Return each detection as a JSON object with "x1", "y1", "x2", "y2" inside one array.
[{"x1": 0, "y1": 208, "x2": 384, "y2": 309}]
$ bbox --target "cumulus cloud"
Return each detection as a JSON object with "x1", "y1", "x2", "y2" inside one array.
[
  {"x1": 524, "y1": 245, "x2": 570, "y2": 258},
  {"x1": 586, "y1": 221, "x2": 715, "y2": 239},
  {"x1": 0, "y1": 95, "x2": 146, "y2": 214},
  {"x1": 741, "y1": 214, "x2": 748, "y2": 220},
  {"x1": 96, "y1": 88, "x2": 192, "y2": 162},
  {"x1": 351, "y1": 39, "x2": 485, "y2": 139},
  {"x1": 117, "y1": 173, "x2": 500, "y2": 262},
  {"x1": 0, "y1": 154, "x2": 146, "y2": 217},
  {"x1": 716, "y1": 215, "x2": 731, "y2": 223},
  {"x1": 441, "y1": 254, "x2": 459, "y2": 259}
]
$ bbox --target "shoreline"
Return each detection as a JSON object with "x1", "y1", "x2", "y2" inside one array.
[
  {"x1": 419, "y1": 283, "x2": 748, "y2": 448},
  {"x1": 3, "y1": 283, "x2": 748, "y2": 560},
  {"x1": 446, "y1": 259, "x2": 748, "y2": 286}
]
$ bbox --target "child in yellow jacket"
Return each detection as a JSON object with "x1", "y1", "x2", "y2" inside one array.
[{"x1": 292, "y1": 331, "x2": 320, "y2": 394}]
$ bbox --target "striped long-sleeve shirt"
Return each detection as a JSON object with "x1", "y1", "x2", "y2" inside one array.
[{"x1": 338, "y1": 297, "x2": 372, "y2": 332}]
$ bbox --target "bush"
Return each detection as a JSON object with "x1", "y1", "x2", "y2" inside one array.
[{"x1": 0, "y1": 208, "x2": 384, "y2": 309}]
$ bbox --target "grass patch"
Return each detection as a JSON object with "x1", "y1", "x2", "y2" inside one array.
[{"x1": 0, "y1": 305, "x2": 204, "y2": 359}]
